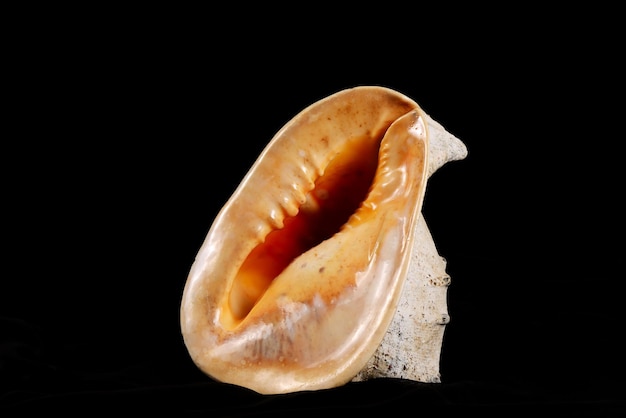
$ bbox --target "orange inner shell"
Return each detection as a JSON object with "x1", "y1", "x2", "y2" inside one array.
[{"x1": 228, "y1": 136, "x2": 380, "y2": 321}]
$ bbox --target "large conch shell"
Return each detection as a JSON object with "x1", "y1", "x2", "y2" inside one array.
[{"x1": 180, "y1": 86, "x2": 467, "y2": 394}]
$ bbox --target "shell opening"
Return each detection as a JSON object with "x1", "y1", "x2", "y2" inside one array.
[{"x1": 226, "y1": 135, "x2": 381, "y2": 324}]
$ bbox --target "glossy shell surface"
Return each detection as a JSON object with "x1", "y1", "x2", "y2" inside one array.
[{"x1": 180, "y1": 86, "x2": 447, "y2": 394}]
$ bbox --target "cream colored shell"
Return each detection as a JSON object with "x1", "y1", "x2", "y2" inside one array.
[{"x1": 180, "y1": 86, "x2": 467, "y2": 394}]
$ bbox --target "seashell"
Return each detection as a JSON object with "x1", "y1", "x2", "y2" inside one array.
[{"x1": 179, "y1": 86, "x2": 467, "y2": 394}]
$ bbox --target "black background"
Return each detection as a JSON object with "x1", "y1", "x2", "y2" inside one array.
[{"x1": 2, "y1": 6, "x2": 624, "y2": 416}]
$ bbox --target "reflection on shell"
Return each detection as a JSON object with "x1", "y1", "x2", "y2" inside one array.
[{"x1": 180, "y1": 86, "x2": 467, "y2": 394}]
